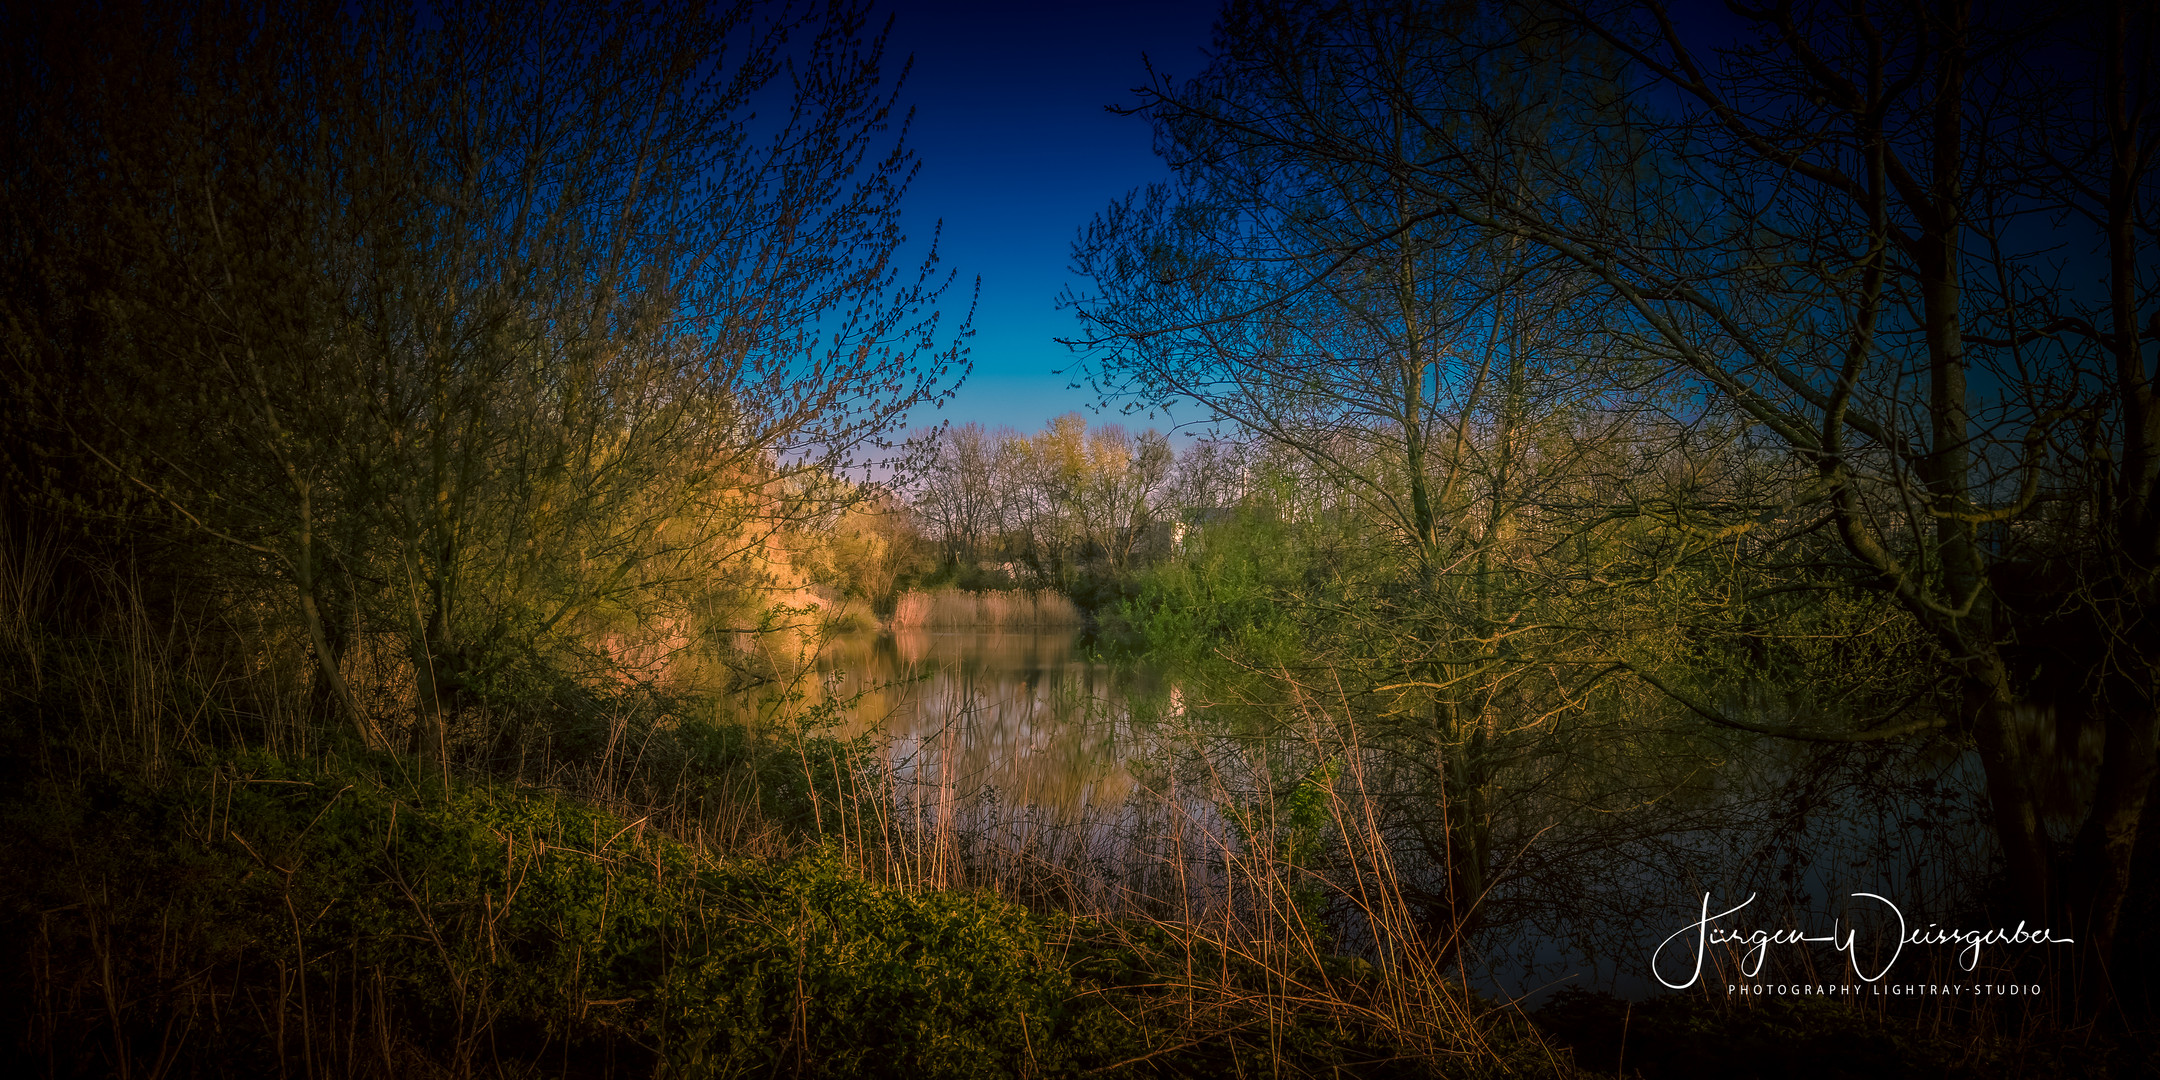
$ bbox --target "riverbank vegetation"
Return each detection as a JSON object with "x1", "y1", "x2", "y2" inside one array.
[
  {"x1": 0, "y1": 524, "x2": 1576, "y2": 1077},
  {"x1": 3, "y1": 0, "x2": 2155, "y2": 1075},
  {"x1": 0, "y1": 0, "x2": 1557, "y2": 1074},
  {"x1": 3, "y1": 533, "x2": 2108, "y2": 1077},
  {"x1": 1058, "y1": 0, "x2": 2159, "y2": 1068}
]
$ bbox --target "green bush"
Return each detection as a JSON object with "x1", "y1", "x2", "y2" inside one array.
[
  {"x1": 1110, "y1": 511, "x2": 1313, "y2": 670},
  {"x1": 658, "y1": 851, "x2": 1067, "y2": 1077},
  {"x1": 0, "y1": 753, "x2": 1066, "y2": 1078}
]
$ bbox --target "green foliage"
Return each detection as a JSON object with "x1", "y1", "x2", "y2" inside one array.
[
  {"x1": 750, "y1": 691, "x2": 888, "y2": 840},
  {"x1": 1279, "y1": 760, "x2": 1341, "y2": 869},
  {"x1": 0, "y1": 752, "x2": 1064, "y2": 1077},
  {"x1": 657, "y1": 848, "x2": 1066, "y2": 1078},
  {"x1": 1109, "y1": 508, "x2": 1315, "y2": 670},
  {"x1": 1213, "y1": 757, "x2": 1343, "y2": 942},
  {"x1": 0, "y1": 740, "x2": 1558, "y2": 1078}
]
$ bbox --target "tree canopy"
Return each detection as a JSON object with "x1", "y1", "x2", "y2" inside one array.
[
  {"x1": 1070, "y1": 0, "x2": 2158, "y2": 975},
  {"x1": 1, "y1": 0, "x2": 968, "y2": 765}
]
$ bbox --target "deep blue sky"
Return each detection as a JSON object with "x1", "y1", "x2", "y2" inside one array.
[{"x1": 879, "y1": 0, "x2": 1221, "y2": 437}]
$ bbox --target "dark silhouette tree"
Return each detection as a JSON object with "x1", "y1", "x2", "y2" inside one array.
[{"x1": 1069, "y1": 0, "x2": 2158, "y2": 982}]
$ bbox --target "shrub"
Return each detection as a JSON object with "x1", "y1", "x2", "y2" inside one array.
[{"x1": 0, "y1": 754, "x2": 1067, "y2": 1078}]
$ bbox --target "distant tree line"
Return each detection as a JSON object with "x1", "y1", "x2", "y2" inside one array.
[{"x1": 908, "y1": 416, "x2": 1181, "y2": 598}]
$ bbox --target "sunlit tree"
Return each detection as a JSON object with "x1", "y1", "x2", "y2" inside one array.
[{"x1": 0, "y1": 0, "x2": 967, "y2": 766}]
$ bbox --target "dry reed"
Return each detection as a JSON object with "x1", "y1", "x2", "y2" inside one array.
[
  {"x1": 7, "y1": 540, "x2": 2093, "y2": 1076},
  {"x1": 752, "y1": 660, "x2": 1525, "y2": 1069},
  {"x1": 887, "y1": 587, "x2": 1084, "y2": 630},
  {"x1": 0, "y1": 541, "x2": 1567, "y2": 1074}
]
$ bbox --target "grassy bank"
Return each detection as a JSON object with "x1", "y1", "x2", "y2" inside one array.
[
  {"x1": 0, "y1": 548, "x2": 2132, "y2": 1077},
  {"x1": 10, "y1": 742, "x2": 2135, "y2": 1079},
  {"x1": 1, "y1": 749, "x2": 1053, "y2": 1077},
  {"x1": 7, "y1": 718, "x2": 2133, "y2": 1078},
  {"x1": 0, "y1": 740, "x2": 1556, "y2": 1078},
  {"x1": 0, "y1": 550, "x2": 1546, "y2": 1077}
]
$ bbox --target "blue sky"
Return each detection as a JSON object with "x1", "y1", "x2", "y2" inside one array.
[{"x1": 878, "y1": 0, "x2": 1221, "y2": 437}]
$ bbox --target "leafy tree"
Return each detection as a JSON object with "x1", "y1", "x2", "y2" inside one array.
[
  {"x1": 1072, "y1": 0, "x2": 2160, "y2": 979},
  {"x1": 1067, "y1": 0, "x2": 1669, "y2": 942},
  {"x1": 0, "y1": 0, "x2": 967, "y2": 768}
]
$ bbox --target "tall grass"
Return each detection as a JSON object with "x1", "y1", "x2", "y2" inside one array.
[
  {"x1": 12, "y1": 533, "x2": 2099, "y2": 1076},
  {"x1": 0, "y1": 534, "x2": 1572, "y2": 1077},
  {"x1": 798, "y1": 652, "x2": 2116, "y2": 1077},
  {"x1": 759, "y1": 664, "x2": 1543, "y2": 1071},
  {"x1": 888, "y1": 587, "x2": 1084, "y2": 630}
]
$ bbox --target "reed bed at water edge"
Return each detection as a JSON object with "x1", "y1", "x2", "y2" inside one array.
[
  {"x1": 888, "y1": 587, "x2": 1085, "y2": 630},
  {"x1": 0, "y1": 531, "x2": 1566, "y2": 1078}
]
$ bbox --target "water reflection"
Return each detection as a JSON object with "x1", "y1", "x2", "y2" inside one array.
[
  {"x1": 817, "y1": 628, "x2": 1149, "y2": 820},
  {"x1": 794, "y1": 631, "x2": 1998, "y2": 1001},
  {"x1": 799, "y1": 629, "x2": 1242, "y2": 915}
]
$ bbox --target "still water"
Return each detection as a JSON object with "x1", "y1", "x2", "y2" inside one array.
[
  {"x1": 788, "y1": 628, "x2": 1253, "y2": 917},
  {"x1": 815, "y1": 628, "x2": 1157, "y2": 820},
  {"x1": 791, "y1": 629, "x2": 1997, "y2": 999}
]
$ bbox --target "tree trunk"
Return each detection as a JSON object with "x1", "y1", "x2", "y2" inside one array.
[
  {"x1": 2068, "y1": 697, "x2": 2159, "y2": 984},
  {"x1": 1966, "y1": 680, "x2": 2055, "y2": 925}
]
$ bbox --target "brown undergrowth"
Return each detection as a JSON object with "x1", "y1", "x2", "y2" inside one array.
[
  {"x1": 0, "y1": 536, "x2": 1568, "y2": 1078},
  {"x1": 10, "y1": 538, "x2": 2126, "y2": 1077}
]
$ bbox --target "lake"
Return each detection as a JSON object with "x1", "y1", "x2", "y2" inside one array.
[
  {"x1": 786, "y1": 628, "x2": 1998, "y2": 999},
  {"x1": 818, "y1": 628, "x2": 1146, "y2": 818}
]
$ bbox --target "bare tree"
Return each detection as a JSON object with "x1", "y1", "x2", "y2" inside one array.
[
  {"x1": 909, "y1": 416, "x2": 1181, "y2": 587},
  {"x1": 1, "y1": 0, "x2": 968, "y2": 767},
  {"x1": 911, "y1": 423, "x2": 1007, "y2": 568},
  {"x1": 1067, "y1": 0, "x2": 1677, "y2": 942},
  {"x1": 1512, "y1": 0, "x2": 2159, "y2": 974},
  {"x1": 1070, "y1": 0, "x2": 2158, "y2": 976}
]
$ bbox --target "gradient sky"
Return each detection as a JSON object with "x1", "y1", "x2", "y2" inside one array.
[{"x1": 879, "y1": 0, "x2": 1221, "y2": 437}]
